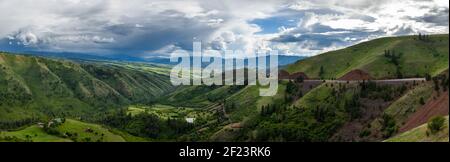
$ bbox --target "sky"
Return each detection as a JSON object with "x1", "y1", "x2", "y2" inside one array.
[{"x1": 0, "y1": 0, "x2": 448, "y2": 58}]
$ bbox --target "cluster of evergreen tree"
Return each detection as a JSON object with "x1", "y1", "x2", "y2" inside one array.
[
  {"x1": 250, "y1": 84, "x2": 349, "y2": 141},
  {"x1": 0, "y1": 118, "x2": 39, "y2": 130},
  {"x1": 418, "y1": 33, "x2": 432, "y2": 41},
  {"x1": 383, "y1": 49, "x2": 404, "y2": 78},
  {"x1": 432, "y1": 74, "x2": 449, "y2": 93},
  {"x1": 253, "y1": 102, "x2": 345, "y2": 142},
  {"x1": 384, "y1": 50, "x2": 402, "y2": 66},
  {"x1": 380, "y1": 113, "x2": 398, "y2": 138},
  {"x1": 260, "y1": 104, "x2": 286, "y2": 117},
  {"x1": 359, "y1": 80, "x2": 406, "y2": 101},
  {"x1": 223, "y1": 101, "x2": 235, "y2": 112},
  {"x1": 284, "y1": 79, "x2": 304, "y2": 103},
  {"x1": 98, "y1": 109, "x2": 193, "y2": 139},
  {"x1": 344, "y1": 94, "x2": 361, "y2": 120}
]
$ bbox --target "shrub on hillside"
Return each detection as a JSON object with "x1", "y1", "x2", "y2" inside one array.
[
  {"x1": 419, "y1": 97, "x2": 425, "y2": 105},
  {"x1": 381, "y1": 114, "x2": 398, "y2": 138},
  {"x1": 427, "y1": 116, "x2": 446, "y2": 135}
]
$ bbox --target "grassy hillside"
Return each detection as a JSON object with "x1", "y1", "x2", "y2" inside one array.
[
  {"x1": 160, "y1": 85, "x2": 246, "y2": 108},
  {"x1": 0, "y1": 125, "x2": 70, "y2": 142},
  {"x1": 55, "y1": 119, "x2": 125, "y2": 142},
  {"x1": 82, "y1": 63, "x2": 173, "y2": 104},
  {"x1": 285, "y1": 34, "x2": 449, "y2": 79},
  {"x1": 383, "y1": 82, "x2": 434, "y2": 124},
  {"x1": 0, "y1": 52, "x2": 174, "y2": 123},
  {"x1": 385, "y1": 116, "x2": 448, "y2": 142},
  {"x1": 0, "y1": 119, "x2": 144, "y2": 142}
]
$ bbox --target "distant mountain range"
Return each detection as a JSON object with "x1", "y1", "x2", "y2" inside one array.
[{"x1": 4, "y1": 50, "x2": 306, "y2": 67}]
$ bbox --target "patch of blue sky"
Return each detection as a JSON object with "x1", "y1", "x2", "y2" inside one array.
[{"x1": 251, "y1": 15, "x2": 298, "y2": 34}]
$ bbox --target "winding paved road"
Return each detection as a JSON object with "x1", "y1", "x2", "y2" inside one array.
[{"x1": 300, "y1": 78, "x2": 426, "y2": 84}]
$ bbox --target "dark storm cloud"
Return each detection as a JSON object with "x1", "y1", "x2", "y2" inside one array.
[
  {"x1": 408, "y1": 7, "x2": 449, "y2": 26},
  {"x1": 271, "y1": 29, "x2": 383, "y2": 51},
  {"x1": 0, "y1": 0, "x2": 448, "y2": 57}
]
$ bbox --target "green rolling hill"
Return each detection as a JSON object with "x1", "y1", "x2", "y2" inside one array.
[
  {"x1": 0, "y1": 118, "x2": 147, "y2": 142},
  {"x1": 285, "y1": 34, "x2": 449, "y2": 79},
  {"x1": 0, "y1": 52, "x2": 174, "y2": 121}
]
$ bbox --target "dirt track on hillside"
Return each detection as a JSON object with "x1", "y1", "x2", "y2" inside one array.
[
  {"x1": 278, "y1": 70, "x2": 309, "y2": 80},
  {"x1": 339, "y1": 69, "x2": 372, "y2": 80}
]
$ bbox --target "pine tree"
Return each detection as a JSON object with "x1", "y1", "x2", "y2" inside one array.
[{"x1": 319, "y1": 66, "x2": 325, "y2": 79}]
